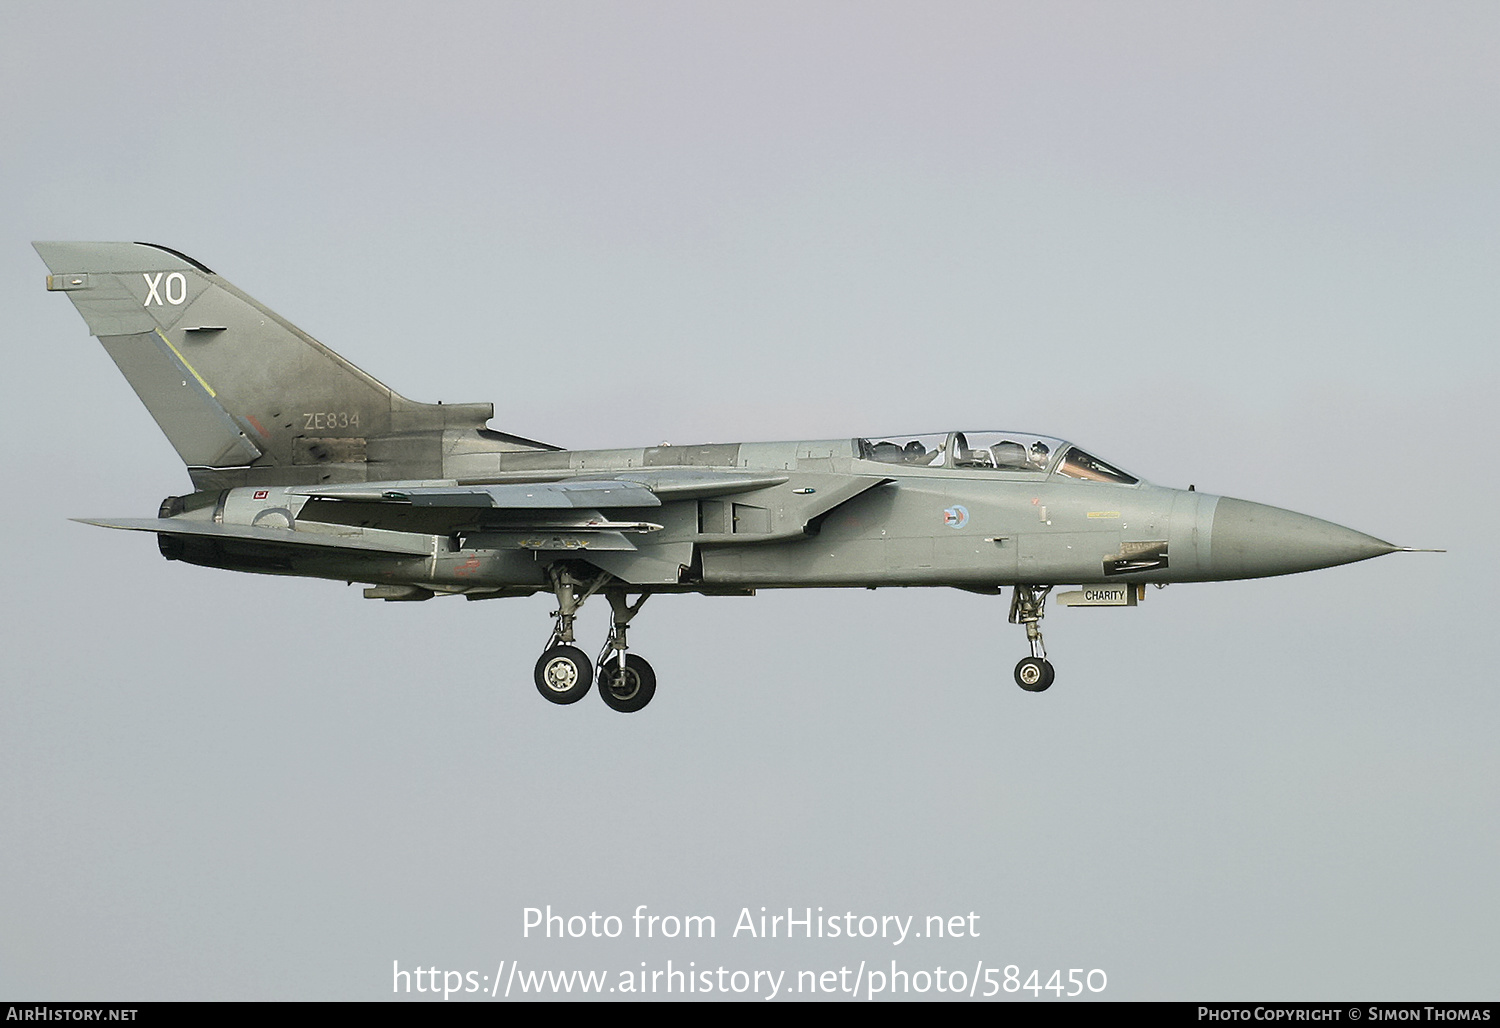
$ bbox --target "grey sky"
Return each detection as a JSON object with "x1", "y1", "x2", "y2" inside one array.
[{"x1": 2, "y1": 1, "x2": 1496, "y2": 1001}]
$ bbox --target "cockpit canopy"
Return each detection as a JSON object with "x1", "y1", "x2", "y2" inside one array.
[{"x1": 856, "y1": 431, "x2": 1138, "y2": 485}]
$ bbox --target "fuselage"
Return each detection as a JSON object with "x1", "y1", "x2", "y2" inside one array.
[{"x1": 159, "y1": 431, "x2": 1397, "y2": 595}]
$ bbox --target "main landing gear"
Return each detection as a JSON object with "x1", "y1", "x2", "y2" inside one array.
[
  {"x1": 1009, "y1": 584, "x2": 1055, "y2": 692},
  {"x1": 595, "y1": 591, "x2": 656, "y2": 713},
  {"x1": 533, "y1": 566, "x2": 657, "y2": 712}
]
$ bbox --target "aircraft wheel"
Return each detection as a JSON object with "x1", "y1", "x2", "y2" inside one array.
[
  {"x1": 1015, "y1": 657, "x2": 1055, "y2": 692},
  {"x1": 598, "y1": 654, "x2": 657, "y2": 713},
  {"x1": 535, "y1": 645, "x2": 593, "y2": 704}
]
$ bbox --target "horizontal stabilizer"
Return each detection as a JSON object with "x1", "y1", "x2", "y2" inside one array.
[{"x1": 75, "y1": 517, "x2": 433, "y2": 556}]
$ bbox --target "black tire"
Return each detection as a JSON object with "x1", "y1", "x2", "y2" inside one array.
[
  {"x1": 1015, "y1": 656, "x2": 1053, "y2": 692},
  {"x1": 534, "y1": 645, "x2": 593, "y2": 704},
  {"x1": 597, "y1": 654, "x2": 657, "y2": 713}
]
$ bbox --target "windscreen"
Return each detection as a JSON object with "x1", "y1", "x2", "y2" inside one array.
[{"x1": 1056, "y1": 447, "x2": 1138, "y2": 485}]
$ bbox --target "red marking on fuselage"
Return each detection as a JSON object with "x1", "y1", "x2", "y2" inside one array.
[
  {"x1": 246, "y1": 414, "x2": 267, "y2": 438},
  {"x1": 453, "y1": 556, "x2": 482, "y2": 577}
]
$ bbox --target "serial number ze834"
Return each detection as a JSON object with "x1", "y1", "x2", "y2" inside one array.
[{"x1": 303, "y1": 411, "x2": 360, "y2": 430}]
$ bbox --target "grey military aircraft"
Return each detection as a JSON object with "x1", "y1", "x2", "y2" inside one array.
[{"x1": 35, "y1": 241, "x2": 1429, "y2": 712}]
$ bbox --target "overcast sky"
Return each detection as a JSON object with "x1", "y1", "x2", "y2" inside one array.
[{"x1": 2, "y1": 1, "x2": 1496, "y2": 1002}]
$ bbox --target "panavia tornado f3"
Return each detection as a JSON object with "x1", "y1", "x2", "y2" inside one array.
[{"x1": 35, "y1": 241, "x2": 1433, "y2": 712}]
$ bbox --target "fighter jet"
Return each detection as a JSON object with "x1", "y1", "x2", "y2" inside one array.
[{"x1": 35, "y1": 241, "x2": 1430, "y2": 712}]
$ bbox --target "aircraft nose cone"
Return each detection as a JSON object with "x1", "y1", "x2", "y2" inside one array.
[{"x1": 1207, "y1": 497, "x2": 1398, "y2": 580}]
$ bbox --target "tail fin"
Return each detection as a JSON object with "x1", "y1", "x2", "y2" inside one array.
[{"x1": 34, "y1": 241, "x2": 500, "y2": 487}]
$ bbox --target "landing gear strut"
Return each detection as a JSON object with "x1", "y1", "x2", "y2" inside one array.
[
  {"x1": 1009, "y1": 584, "x2": 1056, "y2": 692},
  {"x1": 532, "y1": 566, "x2": 658, "y2": 712},
  {"x1": 533, "y1": 565, "x2": 607, "y2": 705},
  {"x1": 596, "y1": 590, "x2": 656, "y2": 713}
]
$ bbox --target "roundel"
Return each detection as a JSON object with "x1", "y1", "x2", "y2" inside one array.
[{"x1": 943, "y1": 505, "x2": 969, "y2": 529}]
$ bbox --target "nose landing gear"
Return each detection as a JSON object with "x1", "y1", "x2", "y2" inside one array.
[
  {"x1": 1013, "y1": 655, "x2": 1055, "y2": 691},
  {"x1": 1009, "y1": 585, "x2": 1056, "y2": 692}
]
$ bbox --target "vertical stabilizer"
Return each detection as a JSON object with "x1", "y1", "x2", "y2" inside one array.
[{"x1": 34, "y1": 241, "x2": 499, "y2": 486}]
